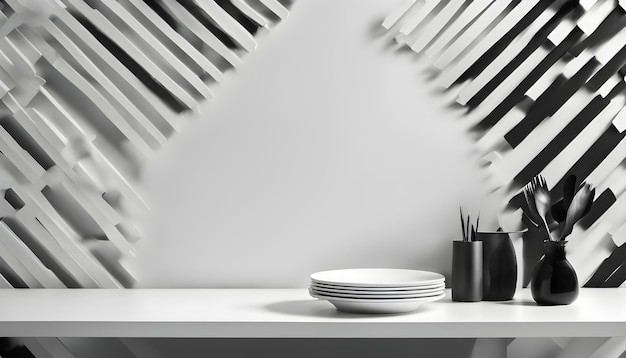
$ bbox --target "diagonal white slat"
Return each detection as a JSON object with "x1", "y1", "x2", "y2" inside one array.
[
  {"x1": 0, "y1": 235, "x2": 44, "y2": 288},
  {"x1": 26, "y1": 108, "x2": 68, "y2": 151},
  {"x1": 424, "y1": 0, "x2": 495, "y2": 57},
  {"x1": 490, "y1": 91, "x2": 593, "y2": 188},
  {"x1": 15, "y1": 184, "x2": 123, "y2": 288},
  {"x1": 397, "y1": 0, "x2": 439, "y2": 39},
  {"x1": 258, "y1": 0, "x2": 290, "y2": 20},
  {"x1": 472, "y1": 46, "x2": 550, "y2": 118},
  {"x1": 409, "y1": 0, "x2": 465, "y2": 52},
  {"x1": 476, "y1": 107, "x2": 525, "y2": 153},
  {"x1": 0, "y1": 220, "x2": 65, "y2": 288},
  {"x1": 231, "y1": 0, "x2": 270, "y2": 28},
  {"x1": 577, "y1": 0, "x2": 616, "y2": 35},
  {"x1": 382, "y1": 0, "x2": 418, "y2": 29},
  {"x1": 610, "y1": 219, "x2": 626, "y2": 246},
  {"x1": 10, "y1": 109, "x2": 76, "y2": 179},
  {"x1": 593, "y1": 178, "x2": 626, "y2": 237},
  {"x1": 598, "y1": 74, "x2": 622, "y2": 98},
  {"x1": 612, "y1": 105, "x2": 626, "y2": 132},
  {"x1": 122, "y1": 0, "x2": 224, "y2": 82},
  {"x1": 0, "y1": 36, "x2": 37, "y2": 81},
  {"x1": 37, "y1": 87, "x2": 91, "y2": 140},
  {"x1": 580, "y1": 0, "x2": 599, "y2": 11},
  {"x1": 52, "y1": 179, "x2": 134, "y2": 255},
  {"x1": 568, "y1": 221, "x2": 615, "y2": 284},
  {"x1": 160, "y1": 0, "x2": 243, "y2": 68},
  {"x1": 586, "y1": 136, "x2": 626, "y2": 192},
  {"x1": 41, "y1": 18, "x2": 181, "y2": 134},
  {"x1": 59, "y1": 0, "x2": 198, "y2": 110},
  {"x1": 456, "y1": 0, "x2": 572, "y2": 105},
  {"x1": 23, "y1": 23, "x2": 169, "y2": 146},
  {"x1": 0, "y1": 126, "x2": 45, "y2": 182},
  {"x1": 602, "y1": 166, "x2": 626, "y2": 199},
  {"x1": 434, "y1": 0, "x2": 512, "y2": 69},
  {"x1": 595, "y1": 26, "x2": 626, "y2": 65},
  {"x1": 51, "y1": 57, "x2": 156, "y2": 157},
  {"x1": 98, "y1": 0, "x2": 215, "y2": 100},
  {"x1": 192, "y1": 0, "x2": 257, "y2": 52},
  {"x1": 541, "y1": 96, "x2": 625, "y2": 187},
  {"x1": 437, "y1": 0, "x2": 540, "y2": 85},
  {"x1": 547, "y1": 15, "x2": 577, "y2": 47},
  {"x1": 14, "y1": 209, "x2": 101, "y2": 288},
  {"x1": 0, "y1": 272, "x2": 12, "y2": 288},
  {"x1": 87, "y1": 139, "x2": 149, "y2": 212},
  {"x1": 524, "y1": 63, "x2": 576, "y2": 103}
]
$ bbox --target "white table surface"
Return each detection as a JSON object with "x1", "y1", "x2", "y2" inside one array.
[{"x1": 0, "y1": 288, "x2": 624, "y2": 338}]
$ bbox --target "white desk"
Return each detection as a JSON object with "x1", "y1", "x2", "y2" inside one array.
[{"x1": 0, "y1": 288, "x2": 624, "y2": 338}]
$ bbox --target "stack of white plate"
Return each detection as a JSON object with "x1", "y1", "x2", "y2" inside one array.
[{"x1": 309, "y1": 268, "x2": 445, "y2": 314}]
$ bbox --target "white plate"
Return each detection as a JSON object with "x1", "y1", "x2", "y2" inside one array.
[
  {"x1": 311, "y1": 281, "x2": 445, "y2": 292},
  {"x1": 310, "y1": 292, "x2": 446, "y2": 314},
  {"x1": 309, "y1": 287, "x2": 444, "y2": 299},
  {"x1": 311, "y1": 269, "x2": 445, "y2": 287},
  {"x1": 311, "y1": 286, "x2": 443, "y2": 298}
]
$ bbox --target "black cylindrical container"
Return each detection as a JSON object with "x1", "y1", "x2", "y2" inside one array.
[
  {"x1": 477, "y1": 231, "x2": 518, "y2": 301},
  {"x1": 452, "y1": 240, "x2": 483, "y2": 302}
]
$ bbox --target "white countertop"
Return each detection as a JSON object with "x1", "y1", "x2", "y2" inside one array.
[{"x1": 0, "y1": 288, "x2": 624, "y2": 338}]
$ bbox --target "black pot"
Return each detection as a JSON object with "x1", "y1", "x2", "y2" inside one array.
[
  {"x1": 531, "y1": 240, "x2": 578, "y2": 305},
  {"x1": 477, "y1": 231, "x2": 518, "y2": 301},
  {"x1": 452, "y1": 240, "x2": 483, "y2": 302}
]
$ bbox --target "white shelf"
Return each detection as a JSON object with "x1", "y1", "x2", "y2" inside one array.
[{"x1": 0, "y1": 288, "x2": 624, "y2": 338}]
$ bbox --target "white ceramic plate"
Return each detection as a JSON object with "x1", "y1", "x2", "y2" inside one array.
[
  {"x1": 310, "y1": 269, "x2": 445, "y2": 287},
  {"x1": 310, "y1": 286, "x2": 443, "y2": 299},
  {"x1": 311, "y1": 281, "x2": 446, "y2": 292},
  {"x1": 309, "y1": 287, "x2": 444, "y2": 299},
  {"x1": 310, "y1": 291, "x2": 446, "y2": 314}
]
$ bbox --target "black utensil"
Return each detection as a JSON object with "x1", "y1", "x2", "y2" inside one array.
[{"x1": 551, "y1": 175, "x2": 577, "y2": 223}]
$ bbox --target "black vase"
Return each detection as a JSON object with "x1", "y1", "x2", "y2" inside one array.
[
  {"x1": 477, "y1": 232, "x2": 517, "y2": 301},
  {"x1": 531, "y1": 240, "x2": 579, "y2": 305},
  {"x1": 452, "y1": 241, "x2": 483, "y2": 302}
]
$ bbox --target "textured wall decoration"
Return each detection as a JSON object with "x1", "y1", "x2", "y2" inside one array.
[
  {"x1": 383, "y1": 0, "x2": 626, "y2": 289},
  {"x1": 0, "y1": 0, "x2": 288, "y2": 292},
  {"x1": 383, "y1": 0, "x2": 626, "y2": 356},
  {"x1": 0, "y1": 0, "x2": 289, "y2": 355}
]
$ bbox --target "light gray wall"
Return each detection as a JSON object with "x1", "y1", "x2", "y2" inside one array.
[
  {"x1": 128, "y1": 0, "x2": 500, "y2": 289},
  {"x1": 122, "y1": 1, "x2": 500, "y2": 356}
]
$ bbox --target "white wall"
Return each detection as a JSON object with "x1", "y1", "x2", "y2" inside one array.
[{"x1": 128, "y1": 0, "x2": 499, "y2": 288}]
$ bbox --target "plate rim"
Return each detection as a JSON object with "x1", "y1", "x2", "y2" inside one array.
[
  {"x1": 310, "y1": 285, "x2": 445, "y2": 296},
  {"x1": 310, "y1": 268, "x2": 445, "y2": 287},
  {"x1": 311, "y1": 281, "x2": 446, "y2": 291},
  {"x1": 310, "y1": 291, "x2": 446, "y2": 303},
  {"x1": 309, "y1": 288, "x2": 444, "y2": 300}
]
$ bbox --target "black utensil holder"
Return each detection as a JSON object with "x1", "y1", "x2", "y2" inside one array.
[
  {"x1": 477, "y1": 232, "x2": 518, "y2": 301},
  {"x1": 452, "y1": 241, "x2": 483, "y2": 302}
]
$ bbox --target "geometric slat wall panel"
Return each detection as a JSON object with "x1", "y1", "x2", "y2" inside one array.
[
  {"x1": 383, "y1": 0, "x2": 626, "y2": 288},
  {"x1": 0, "y1": 0, "x2": 289, "y2": 289}
]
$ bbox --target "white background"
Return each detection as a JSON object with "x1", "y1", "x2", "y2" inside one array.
[{"x1": 128, "y1": 0, "x2": 499, "y2": 289}]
